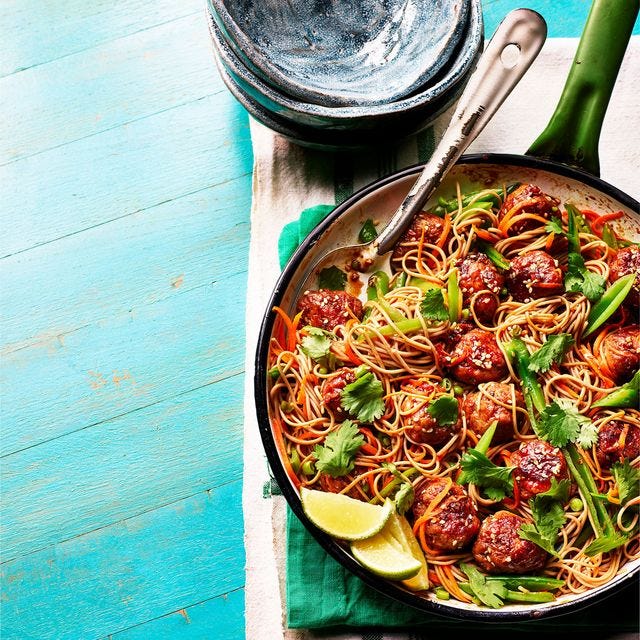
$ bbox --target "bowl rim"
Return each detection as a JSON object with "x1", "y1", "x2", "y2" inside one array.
[
  {"x1": 207, "y1": 0, "x2": 474, "y2": 108},
  {"x1": 253, "y1": 155, "x2": 640, "y2": 622},
  {"x1": 206, "y1": 0, "x2": 483, "y2": 120}
]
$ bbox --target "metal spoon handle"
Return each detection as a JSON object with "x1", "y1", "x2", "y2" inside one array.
[{"x1": 375, "y1": 8, "x2": 548, "y2": 255}]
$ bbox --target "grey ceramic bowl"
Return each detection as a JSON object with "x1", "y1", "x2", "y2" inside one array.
[
  {"x1": 208, "y1": 0, "x2": 471, "y2": 107},
  {"x1": 212, "y1": 45, "x2": 472, "y2": 151},
  {"x1": 206, "y1": 0, "x2": 483, "y2": 136}
]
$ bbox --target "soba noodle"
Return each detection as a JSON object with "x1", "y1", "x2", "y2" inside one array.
[{"x1": 267, "y1": 182, "x2": 639, "y2": 605}]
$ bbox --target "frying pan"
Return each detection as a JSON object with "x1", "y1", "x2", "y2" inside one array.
[{"x1": 254, "y1": 0, "x2": 640, "y2": 622}]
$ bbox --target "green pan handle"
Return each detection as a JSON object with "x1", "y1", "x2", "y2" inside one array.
[{"x1": 526, "y1": 0, "x2": 639, "y2": 176}]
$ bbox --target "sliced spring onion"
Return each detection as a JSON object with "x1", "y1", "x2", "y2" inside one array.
[
  {"x1": 447, "y1": 269, "x2": 462, "y2": 323},
  {"x1": 592, "y1": 370, "x2": 639, "y2": 408},
  {"x1": 584, "y1": 273, "x2": 635, "y2": 337}
]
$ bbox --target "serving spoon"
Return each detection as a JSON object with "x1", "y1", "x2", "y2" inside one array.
[{"x1": 294, "y1": 8, "x2": 548, "y2": 301}]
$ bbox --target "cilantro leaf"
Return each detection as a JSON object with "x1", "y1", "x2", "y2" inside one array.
[
  {"x1": 527, "y1": 334, "x2": 575, "y2": 373},
  {"x1": 318, "y1": 266, "x2": 347, "y2": 291},
  {"x1": 426, "y1": 395, "x2": 459, "y2": 426},
  {"x1": 340, "y1": 371, "x2": 385, "y2": 422},
  {"x1": 545, "y1": 216, "x2": 564, "y2": 235},
  {"x1": 460, "y1": 563, "x2": 506, "y2": 608},
  {"x1": 565, "y1": 252, "x2": 606, "y2": 302},
  {"x1": 536, "y1": 399, "x2": 597, "y2": 448},
  {"x1": 585, "y1": 532, "x2": 628, "y2": 556},
  {"x1": 314, "y1": 420, "x2": 364, "y2": 477},
  {"x1": 538, "y1": 477, "x2": 571, "y2": 502},
  {"x1": 611, "y1": 460, "x2": 640, "y2": 505},
  {"x1": 519, "y1": 498, "x2": 566, "y2": 556},
  {"x1": 300, "y1": 326, "x2": 334, "y2": 361},
  {"x1": 419, "y1": 287, "x2": 448, "y2": 321},
  {"x1": 458, "y1": 449, "x2": 513, "y2": 500}
]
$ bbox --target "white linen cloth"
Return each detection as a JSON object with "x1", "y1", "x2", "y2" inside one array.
[{"x1": 242, "y1": 37, "x2": 640, "y2": 640}]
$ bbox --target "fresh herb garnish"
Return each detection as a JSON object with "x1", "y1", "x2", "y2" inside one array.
[
  {"x1": 426, "y1": 395, "x2": 459, "y2": 426},
  {"x1": 545, "y1": 216, "x2": 564, "y2": 235},
  {"x1": 458, "y1": 449, "x2": 514, "y2": 501},
  {"x1": 340, "y1": 370, "x2": 385, "y2": 423},
  {"x1": 419, "y1": 287, "x2": 449, "y2": 321},
  {"x1": 318, "y1": 265, "x2": 347, "y2": 291},
  {"x1": 460, "y1": 563, "x2": 506, "y2": 608},
  {"x1": 611, "y1": 460, "x2": 640, "y2": 505},
  {"x1": 300, "y1": 326, "x2": 334, "y2": 361},
  {"x1": 536, "y1": 399, "x2": 598, "y2": 448},
  {"x1": 519, "y1": 479, "x2": 570, "y2": 555},
  {"x1": 565, "y1": 252, "x2": 606, "y2": 302},
  {"x1": 527, "y1": 334, "x2": 575, "y2": 373},
  {"x1": 314, "y1": 420, "x2": 364, "y2": 477}
]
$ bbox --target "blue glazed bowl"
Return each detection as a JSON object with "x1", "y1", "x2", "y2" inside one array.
[
  {"x1": 206, "y1": 0, "x2": 483, "y2": 138},
  {"x1": 208, "y1": 0, "x2": 471, "y2": 107}
]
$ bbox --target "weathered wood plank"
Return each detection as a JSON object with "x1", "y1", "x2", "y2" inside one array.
[
  {"x1": 1, "y1": 481, "x2": 245, "y2": 640},
  {"x1": 1, "y1": 91, "x2": 251, "y2": 257},
  {"x1": 1, "y1": 375, "x2": 243, "y2": 560},
  {"x1": 0, "y1": 0, "x2": 201, "y2": 76},
  {"x1": 107, "y1": 588, "x2": 244, "y2": 640},
  {"x1": 1, "y1": 12, "x2": 221, "y2": 164},
  {"x1": 1, "y1": 177, "x2": 251, "y2": 456}
]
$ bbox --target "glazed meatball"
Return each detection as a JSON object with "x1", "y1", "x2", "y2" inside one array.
[
  {"x1": 596, "y1": 420, "x2": 640, "y2": 470},
  {"x1": 609, "y1": 245, "x2": 640, "y2": 308},
  {"x1": 391, "y1": 212, "x2": 447, "y2": 262},
  {"x1": 510, "y1": 439, "x2": 569, "y2": 501},
  {"x1": 445, "y1": 329, "x2": 508, "y2": 385},
  {"x1": 457, "y1": 252, "x2": 505, "y2": 323},
  {"x1": 498, "y1": 184, "x2": 560, "y2": 234},
  {"x1": 402, "y1": 380, "x2": 462, "y2": 446},
  {"x1": 506, "y1": 250, "x2": 564, "y2": 302},
  {"x1": 463, "y1": 382, "x2": 525, "y2": 443},
  {"x1": 321, "y1": 367, "x2": 356, "y2": 414},
  {"x1": 472, "y1": 511, "x2": 548, "y2": 574},
  {"x1": 297, "y1": 289, "x2": 363, "y2": 331},
  {"x1": 412, "y1": 478, "x2": 480, "y2": 551},
  {"x1": 599, "y1": 326, "x2": 640, "y2": 384}
]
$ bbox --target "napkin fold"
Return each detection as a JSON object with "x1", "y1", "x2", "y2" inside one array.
[{"x1": 242, "y1": 38, "x2": 640, "y2": 640}]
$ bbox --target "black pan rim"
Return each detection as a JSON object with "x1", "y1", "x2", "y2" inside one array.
[{"x1": 253, "y1": 154, "x2": 640, "y2": 622}]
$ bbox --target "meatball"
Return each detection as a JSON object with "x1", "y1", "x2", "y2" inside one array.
[
  {"x1": 402, "y1": 380, "x2": 462, "y2": 446},
  {"x1": 609, "y1": 245, "x2": 640, "y2": 308},
  {"x1": 412, "y1": 478, "x2": 480, "y2": 551},
  {"x1": 297, "y1": 289, "x2": 363, "y2": 331},
  {"x1": 506, "y1": 250, "x2": 564, "y2": 302},
  {"x1": 599, "y1": 326, "x2": 640, "y2": 384},
  {"x1": 445, "y1": 329, "x2": 508, "y2": 385},
  {"x1": 510, "y1": 439, "x2": 569, "y2": 501},
  {"x1": 463, "y1": 382, "x2": 525, "y2": 443},
  {"x1": 596, "y1": 420, "x2": 640, "y2": 470},
  {"x1": 457, "y1": 252, "x2": 505, "y2": 323},
  {"x1": 321, "y1": 367, "x2": 356, "y2": 414},
  {"x1": 472, "y1": 511, "x2": 548, "y2": 574},
  {"x1": 391, "y1": 212, "x2": 447, "y2": 262},
  {"x1": 498, "y1": 184, "x2": 560, "y2": 234}
]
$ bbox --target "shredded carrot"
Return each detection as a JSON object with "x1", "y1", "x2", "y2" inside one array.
[
  {"x1": 342, "y1": 341, "x2": 363, "y2": 366},
  {"x1": 545, "y1": 231, "x2": 556, "y2": 252},
  {"x1": 436, "y1": 213, "x2": 452, "y2": 248},
  {"x1": 500, "y1": 213, "x2": 549, "y2": 235},
  {"x1": 412, "y1": 477, "x2": 453, "y2": 532},
  {"x1": 437, "y1": 564, "x2": 472, "y2": 603},
  {"x1": 591, "y1": 210, "x2": 624, "y2": 236},
  {"x1": 416, "y1": 225, "x2": 429, "y2": 275},
  {"x1": 497, "y1": 197, "x2": 540, "y2": 233},
  {"x1": 428, "y1": 570, "x2": 441, "y2": 586},
  {"x1": 272, "y1": 306, "x2": 299, "y2": 353},
  {"x1": 474, "y1": 227, "x2": 500, "y2": 242}
]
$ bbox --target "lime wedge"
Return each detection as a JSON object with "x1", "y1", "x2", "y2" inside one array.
[
  {"x1": 300, "y1": 488, "x2": 394, "y2": 541},
  {"x1": 350, "y1": 526, "x2": 423, "y2": 580},
  {"x1": 385, "y1": 512, "x2": 430, "y2": 591}
]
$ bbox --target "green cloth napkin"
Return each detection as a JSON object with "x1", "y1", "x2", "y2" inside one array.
[{"x1": 277, "y1": 204, "x2": 639, "y2": 635}]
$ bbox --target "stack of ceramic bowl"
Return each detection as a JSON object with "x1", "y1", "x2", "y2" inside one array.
[{"x1": 206, "y1": 0, "x2": 483, "y2": 151}]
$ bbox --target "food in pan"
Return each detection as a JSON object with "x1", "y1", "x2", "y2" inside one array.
[{"x1": 266, "y1": 182, "x2": 639, "y2": 608}]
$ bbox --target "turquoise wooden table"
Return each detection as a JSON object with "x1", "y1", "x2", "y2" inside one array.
[{"x1": 1, "y1": 2, "x2": 638, "y2": 639}]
